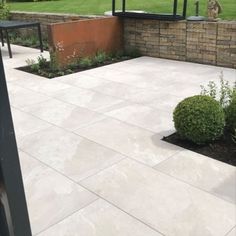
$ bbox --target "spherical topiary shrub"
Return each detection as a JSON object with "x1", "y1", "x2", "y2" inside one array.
[
  {"x1": 173, "y1": 95, "x2": 225, "y2": 145},
  {"x1": 225, "y1": 91, "x2": 236, "y2": 132}
]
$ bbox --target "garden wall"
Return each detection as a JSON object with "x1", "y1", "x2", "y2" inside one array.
[
  {"x1": 10, "y1": 11, "x2": 97, "y2": 39},
  {"x1": 47, "y1": 17, "x2": 123, "y2": 66},
  {"x1": 124, "y1": 19, "x2": 236, "y2": 68}
]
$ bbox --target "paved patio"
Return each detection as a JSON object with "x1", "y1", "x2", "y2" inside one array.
[{"x1": 2, "y1": 45, "x2": 236, "y2": 236}]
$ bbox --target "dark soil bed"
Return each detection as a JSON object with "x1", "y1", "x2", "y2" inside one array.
[
  {"x1": 17, "y1": 56, "x2": 134, "y2": 79},
  {"x1": 163, "y1": 132, "x2": 236, "y2": 166}
]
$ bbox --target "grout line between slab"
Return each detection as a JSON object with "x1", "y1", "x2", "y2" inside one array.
[
  {"x1": 33, "y1": 198, "x2": 99, "y2": 236},
  {"x1": 20, "y1": 150, "x2": 165, "y2": 236},
  {"x1": 225, "y1": 226, "x2": 236, "y2": 236}
]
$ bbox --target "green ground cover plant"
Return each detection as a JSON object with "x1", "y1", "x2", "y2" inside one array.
[
  {"x1": 8, "y1": 0, "x2": 236, "y2": 20},
  {"x1": 20, "y1": 49, "x2": 140, "y2": 78}
]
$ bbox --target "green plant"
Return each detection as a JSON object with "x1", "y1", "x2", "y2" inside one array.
[
  {"x1": 0, "y1": 2, "x2": 9, "y2": 20},
  {"x1": 37, "y1": 54, "x2": 48, "y2": 68},
  {"x1": 232, "y1": 129, "x2": 236, "y2": 143},
  {"x1": 25, "y1": 58, "x2": 39, "y2": 71},
  {"x1": 93, "y1": 51, "x2": 108, "y2": 65},
  {"x1": 225, "y1": 90, "x2": 236, "y2": 133},
  {"x1": 124, "y1": 47, "x2": 141, "y2": 58},
  {"x1": 173, "y1": 95, "x2": 225, "y2": 145},
  {"x1": 200, "y1": 74, "x2": 236, "y2": 108},
  {"x1": 78, "y1": 57, "x2": 93, "y2": 68}
]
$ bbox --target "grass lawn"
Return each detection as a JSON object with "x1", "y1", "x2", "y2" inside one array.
[{"x1": 9, "y1": 0, "x2": 236, "y2": 20}]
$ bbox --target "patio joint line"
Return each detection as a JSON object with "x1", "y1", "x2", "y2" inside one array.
[
  {"x1": 34, "y1": 198, "x2": 99, "y2": 236},
  {"x1": 16, "y1": 106, "x2": 236, "y2": 205},
  {"x1": 224, "y1": 226, "x2": 236, "y2": 236},
  {"x1": 20, "y1": 150, "x2": 165, "y2": 236}
]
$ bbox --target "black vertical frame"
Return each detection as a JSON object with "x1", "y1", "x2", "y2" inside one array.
[
  {"x1": 112, "y1": 0, "x2": 188, "y2": 20},
  {"x1": 0, "y1": 49, "x2": 32, "y2": 236}
]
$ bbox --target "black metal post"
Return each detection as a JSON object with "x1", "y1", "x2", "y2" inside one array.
[
  {"x1": 0, "y1": 30, "x2": 4, "y2": 47},
  {"x1": 173, "y1": 0, "x2": 178, "y2": 17},
  {"x1": 5, "y1": 29, "x2": 12, "y2": 58},
  {"x1": 122, "y1": 0, "x2": 126, "y2": 13},
  {"x1": 112, "y1": 0, "x2": 115, "y2": 15},
  {"x1": 0, "y1": 49, "x2": 32, "y2": 236},
  {"x1": 183, "y1": 0, "x2": 188, "y2": 18},
  {"x1": 37, "y1": 24, "x2": 43, "y2": 53}
]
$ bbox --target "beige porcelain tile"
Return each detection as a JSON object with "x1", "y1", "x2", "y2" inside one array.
[
  {"x1": 226, "y1": 227, "x2": 236, "y2": 236},
  {"x1": 81, "y1": 159, "x2": 236, "y2": 236},
  {"x1": 11, "y1": 76, "x2": 71, "y2": 96},
  {"x1": 75, "y1": 118, "x2": 182, "y2": 166},
  {"x1": 54, "y1": 86, "x2": 123, "y2": 111},
  {"x1": 11, "y1": 108, "x2": 51, "y2": 140},
  {"x1": 105, "y1": 103, "x2": 174, "y2": 134},
  {"x1": 7, "y1": 83, "x2": 50, "y2": 108},
  {"x1": 55, "y1": 73, "x2": 110, "y2": 89},
  {"x1": 92, "y1": 81, "x2": 144, "y2": 100},
  {"x1": 18, "y1": 126, "x2": 125, "y2": 182},
  {"x1": 37, "y1": 199, "x2": 161, "y2": 236},
  {"x1": 22, "y1": 99, "x2": 106, "y2": 131},
  {"x1": 19, "y1": 151, "x2": 97, "y2": 235},
  {"x1": 155, "y1": 150, "x2": 236, "y2": 204}
]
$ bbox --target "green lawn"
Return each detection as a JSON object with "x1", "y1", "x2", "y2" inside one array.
[{"x1": 8, "y1": 0, "x2": 236, "y2": 20}]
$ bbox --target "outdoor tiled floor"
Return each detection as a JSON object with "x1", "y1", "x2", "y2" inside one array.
[{"x1": 2, "y1": 45, "x2": 236, "y2": 236}]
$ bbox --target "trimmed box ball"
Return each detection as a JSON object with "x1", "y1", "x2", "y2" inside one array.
[{"x1": 173, "y1": 95, "x2": 225, "y2": 145}]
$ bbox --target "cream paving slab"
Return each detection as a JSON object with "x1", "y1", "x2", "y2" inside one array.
[
  {"x1": 92, "y1": 81, "x2": 145, "y2": 100},
  {"x1": 105, "y1": 103, "x2": 174, "y2": 135},
  {"x1": 147, "y1": 93, "x2": 183, "y2": 112},
  {"x1": 18, "y1": 126, "x2": 125, "y2": 182},
  {"x1": 54, "y1": 86, "x2": 123, "y2": 111},
  {"x1": 22, "y1": 98, "x2": 106, "y2": 131},
  {"x1": 155, "y1": 150, "x2": 236, "y2": 204},
  {"x1": 19, "y1": 151, "x2": 97, "y2": 235},
  {"x1": 37, "y1": 199, "x2": 162, "y2": 236},
  {"x1": 7, "y1": 83, "x2": 50, "y2": 109},
  {"x1": 75, "y1": 117, "x2": 182, "y2": 166},
  {"x1": 81, "y1": 159, "x2": 236, "y2": 236},
  {"x1": 92, "y1": 80, "x2": 168, "y2": 105},
  {"x1": 226, "y1": 227, "x2": 236, "y2": 236},
  {"x1": 12, "y1": 108, "x2": 51, "y2": 140},
  {"x1": 54, "y1": 72, "x2": 110, "y2": 89},
  {"x1": 10, "y1": 76, "x2": 71, "y2": 96}
]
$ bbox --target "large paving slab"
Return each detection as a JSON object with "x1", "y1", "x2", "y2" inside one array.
[
  {"x1": 19, "y1": 151, "x2": 97, "y2": 235},
  {"x1": 18, "y1": 126, "x2": 126, "y2": 182},
  {"x1": 81, "y1": 159, "x2": 236, "y2": 236},
  {"x1": 155, "y1": 150, "x2": 236, "y2": 204},
  {"x1": 75, "y1": 117, "x2": 182, "y2": 166},
  {"x1": 37, "y1": 199, "x2": 162, "y2": 236},
  {"x1": 22, "y1": 98, "x2": 106, "y2": 131},
  {"x1": 12, "y1": 108, "x2": 52, "y2": 140}
]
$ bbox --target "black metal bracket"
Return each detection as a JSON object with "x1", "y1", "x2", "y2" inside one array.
[
  {"x1": 0, "y1": 49, "x2": 32, "y2": 236},
  {"x1": 112, "y1": 0, "x2": 188, "y2": 21}
]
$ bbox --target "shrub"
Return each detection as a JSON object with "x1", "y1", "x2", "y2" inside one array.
[
  {"x1": 225, "y1": 91, "x2": 236, "y2": 132},
  {"x1": 173, "y1": 95, "x2": 225, "y2": 145},
  {"x1": 0, "y1": 2, "x2": 10, "y2": 20}
]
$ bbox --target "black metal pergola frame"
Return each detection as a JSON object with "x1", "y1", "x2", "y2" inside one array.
[
  {"x1": 112, "y1": 0, "x2": 188, "y2": 20},
  {"x1": 0, "y1": 49, "x2": 32, "y2": 236}
]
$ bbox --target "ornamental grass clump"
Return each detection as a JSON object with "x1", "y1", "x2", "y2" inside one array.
[{"x1": 173, "y1": 95, "x2": 225, "y2": 145}]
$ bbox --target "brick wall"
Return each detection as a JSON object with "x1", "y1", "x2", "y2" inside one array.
[{"x1": 124, "y1": 19, "x2": 236, "y2": 68}]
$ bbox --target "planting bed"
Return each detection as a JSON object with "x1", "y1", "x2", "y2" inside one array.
[
  {"x1": 163, "y1": 132, "x2": 236, "y2": 166},
  {"x1": 17, "y1": 54, "x2": 136, "y2": 79}
]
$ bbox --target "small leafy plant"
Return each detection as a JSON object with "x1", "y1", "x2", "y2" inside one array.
[{"x1": 200, "y1": 73, "x2": 236, "y2": 108}]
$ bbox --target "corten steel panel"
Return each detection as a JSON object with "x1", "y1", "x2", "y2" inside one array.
[
  {"x1": 48, "y1": 17, "x2": 124, "y2": 66},
  {"x1": 0, "y1": 50, "x2": 32, "y2": 236}
]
